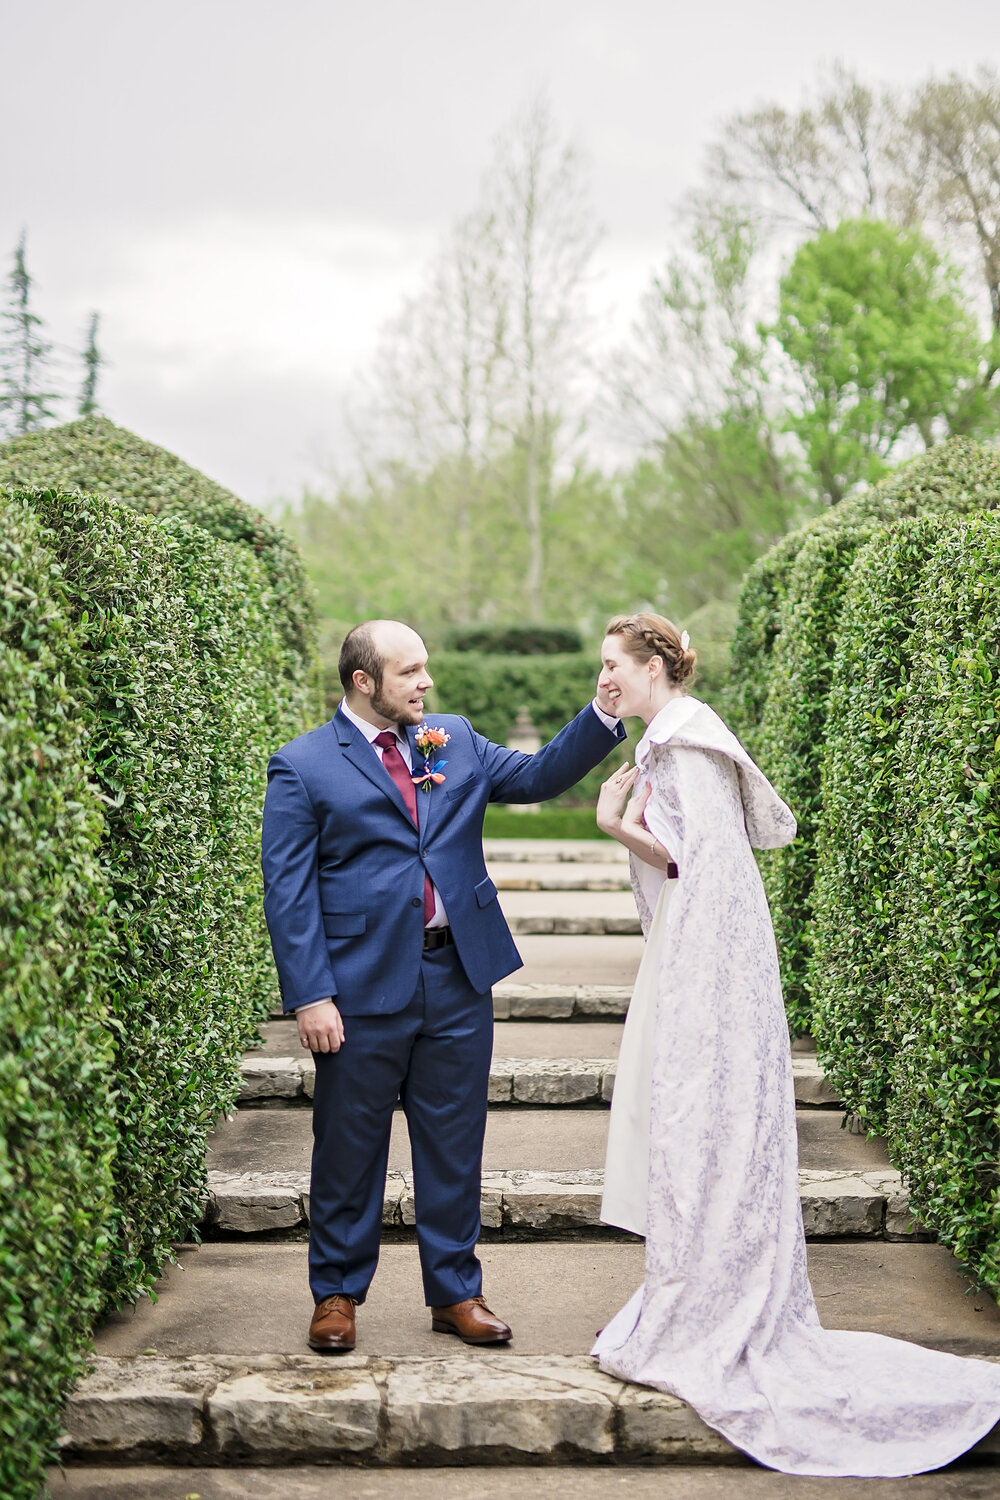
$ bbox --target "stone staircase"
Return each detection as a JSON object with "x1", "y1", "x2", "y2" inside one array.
[{"x1": 52, "y1": 840, "x2": 1000, "y2": 1497}]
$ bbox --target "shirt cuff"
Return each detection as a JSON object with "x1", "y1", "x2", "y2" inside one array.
[
  {"x1": 590, "y1": 698, "x2": 620, "y2": 731},
  {"x1": 294, "y1": 998, "x2": 333, "y2": 1012}
]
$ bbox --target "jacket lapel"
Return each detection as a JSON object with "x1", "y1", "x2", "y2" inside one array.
[
  {"x1": 406, "y1": 723, "x2": 437, "y2": 842},
  {"x1": 335, "y1": 707, "x2": 413, "y2": 827}
]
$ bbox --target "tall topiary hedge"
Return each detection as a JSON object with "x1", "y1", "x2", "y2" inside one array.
[
  {"x1": 754, "y1": 524, "x2": 875, "y2": 1034},
  {"x1": 0, "y1": 496, "x2": 115, "y2": 1500},
  {"x1": 23, "y1": 487, "x2": 277, "y2": 1302},
  {"x1": 727, "y1": 439, "x2": 1000, "y2": 756},
  {"x1": 0, "y1": 415, "x2": 316, "y2": 688},
  {"x1": 810, "y1": 519, "x2": 946, "y2": 1127},
  {"x1": 882, "y1": 516, "x2": 1000, "y2": 1284},
  {"x1": 726, "y1": 529, "x2": 813, "y2": 757},
  {"x1": 735, "y1": 440, "x2": 1000, "y2": 1034},
  {"x1": 1, "y1": 424, "x2": 316, "y2": 1494}
]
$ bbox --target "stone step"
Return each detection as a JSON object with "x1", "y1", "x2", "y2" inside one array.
[
  {"x1": 44, "y1": 1462, "x2": 1000, "y2": 1499},
  {"x1": 238, "y1": 1053, "x2": 838, "y2": 1110},
  {"x1": 500, "y1": 890, "x2": 641, "y2": 935},
  {"x1": 202, "y1": 1165, "x2": 925, "y2": 1241},
  {"x1": 490, "y1": 862, "x2": 631, "y2": 892},
  {"x1": 484, "y1": 839, "x2": 628, "y2": 864},
  {"x1": 208, "y1": 1100, "x2": 888, "y2": 1180},
  {"x1": 255, "y1": 1018, "x2": 627, "y2": 1059},
  {"x1": 269, "y1": 982, "x2": 635, "y2": 1025},
  {"x1": 54, "y1": 1352, "x2": 746, "y2": 1467},
  {"x1": 62, "y1": 1351, "x2": 1000, "y2": 1470},
  {"x1": 93, "y1": 1240, "x2": 1000, "y2": 1365}
]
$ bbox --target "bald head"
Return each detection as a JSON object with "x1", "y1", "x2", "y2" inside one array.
[{"x1": 338, "y1": 619, "x2": 433, "y2": 729}]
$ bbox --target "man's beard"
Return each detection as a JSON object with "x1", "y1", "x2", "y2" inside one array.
[{"x1": 370, "y1": 684, "x2": 422, "y2": 725}]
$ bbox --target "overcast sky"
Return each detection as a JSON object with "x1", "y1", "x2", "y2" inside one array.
[{"x1": 1, "y1": 0, "x2": 995, "y2": 505}]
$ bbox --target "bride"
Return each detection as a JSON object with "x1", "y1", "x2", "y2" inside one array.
[{"x1": 590, "y1": 611, "x2": 1000, "y2": 1478}]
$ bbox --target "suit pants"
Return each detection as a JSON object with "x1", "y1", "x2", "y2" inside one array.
[{"x1": 309, "y1": 942, "x2": 493, "y2": 1307}]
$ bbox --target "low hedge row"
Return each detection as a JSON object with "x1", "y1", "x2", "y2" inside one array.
[
  {"x1": 811, "y1": 514, "x2": 1000, "y2": 1287},
  {"x1": 1, "y1": 426, "x2": 315, "y2": 1497},
  {"x1": 0, "y1": 496, "x2": 115, "y2": 1500}
]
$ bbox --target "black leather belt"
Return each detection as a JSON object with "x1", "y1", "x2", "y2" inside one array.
[{"x1": 423, "y1": 926, "x2": 454, "y2": 950}]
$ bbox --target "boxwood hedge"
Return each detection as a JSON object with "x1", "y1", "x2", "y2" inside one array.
[
  {"x1": 735, "y1": 440, "x2": 1000, "y2": 1034},
  {"x1": 810, "y1": 519, "x2": 946, "y2": 1127},
  {"x1": 1, "y1": 425, "x2": 315, "y2": 1495},
  {"x1": 0, "y1": 496, "x2": 115, "y2": 1499},
  {"x1": 727, "y1": 438, "x2": 1000, "y2": 756},
  {"x1": 883, "y1": 516, "x2": 1000, "y2": 1284},
  {"x1": 755, "y1": 524, "x2": 875, "y2": 1034}
]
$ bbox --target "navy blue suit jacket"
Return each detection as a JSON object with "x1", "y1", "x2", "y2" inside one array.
[{"x1": 261, "y1": 704, "x2": 624, "y2": 1015}]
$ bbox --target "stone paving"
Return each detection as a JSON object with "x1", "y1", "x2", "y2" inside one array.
[{"x1": 58, "y1": 838, "x2": 1000, "y2": 1486}]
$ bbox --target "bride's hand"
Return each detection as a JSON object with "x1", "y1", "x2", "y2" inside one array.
[
  {"x1": 596, "y1": 763, "x2": 639, "y2": 834},
  {"x1": 621, "y1": 780, "x2": 651, "y2": 836}
]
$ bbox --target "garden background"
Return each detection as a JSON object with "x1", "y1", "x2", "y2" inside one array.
[{"x1": 3, "y1": 51, "x2": 1000, "y2": 1500}]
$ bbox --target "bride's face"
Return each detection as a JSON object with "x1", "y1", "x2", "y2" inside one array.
[{"x1": 599, "y1": 634, "x2": 657, "y2": 719}]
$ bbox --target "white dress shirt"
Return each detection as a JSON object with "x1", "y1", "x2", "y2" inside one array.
[{"x1": 295, "y1": 697, "x2": 620, "y2": 1011}]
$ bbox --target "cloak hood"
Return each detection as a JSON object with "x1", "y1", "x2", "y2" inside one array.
[{"x1": 634, "y1": 696, "x2": 796, "y2": 851}]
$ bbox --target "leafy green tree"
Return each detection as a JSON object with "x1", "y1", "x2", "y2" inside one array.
[
  {"x1": 770, "y1": 218, "x2": 991, "y2": 503},
  {"x1": 611, "y1": 208, "x2": 809, "y2": 613},
  {"x1": 78, "y1": 311, "x2": 102, "y2": 417},
  {"x1": 0, "y1": 232, "x2": 61, "y2": 436}
]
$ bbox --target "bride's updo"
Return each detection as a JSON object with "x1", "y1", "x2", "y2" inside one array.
[{"x1": 605, "y1": 612, "x2": 697, "y2": 689}]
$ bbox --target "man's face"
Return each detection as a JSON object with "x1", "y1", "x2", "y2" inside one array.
[{"x1": 364, "y1": 625, "x2": 433, "y2": 727}]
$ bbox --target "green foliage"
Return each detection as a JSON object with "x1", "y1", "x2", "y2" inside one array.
[
  {"x1": 0, "y1": 423, "x2": 315, "y2": 1489},
  {"x1": 756, "y1": 524, "x2": 875, "y2": 1034},
  {"x1": 22, "y1": 488, "x2": 270, "y2": 1303},
  {"x1": 443, "y1": 623, "x2": 583, "y2": 654},
  {"x1": 883, "y1": 516, "x2": 1000, "y2": 1282},
  {"x1": 483, "y1": 806, "x2": 606, "y2": 839},
  {"x1": 809, "y1": 514, "x2": 1000, "y2": 1287},
  {"x1": 728, "y1": 439, "x2": 1000, "y2": 757},
  {"x1": 0, "y1": 416, "x2": 316, "y2": 683},
  {"x1": 772, "y1": 219, "x2": 990, "y2": 503},
  {"x1": 811, "y1": 519, "x2": 947, "y2": 1128},
  {"x1": 282, "y1": 448, "x2": 626, "y2": 644},
  {"x1": 0, "y1": 495, "x2": 115, "y2": 1499},
  {"x1": 725, "y1": 529, "x2": 808, "y2": 755},
  {"x1": 620, "y1": 414, "x2": 808, "y2": 618}
]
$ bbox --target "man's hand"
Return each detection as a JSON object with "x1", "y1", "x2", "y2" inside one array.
[{"x1": 297, "y1": 999, "x2": 346, "y2": 1054}]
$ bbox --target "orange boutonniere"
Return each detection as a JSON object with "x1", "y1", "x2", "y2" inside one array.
[{"x1": 412, "y1": 723, "x2": 450, "y2": 791}]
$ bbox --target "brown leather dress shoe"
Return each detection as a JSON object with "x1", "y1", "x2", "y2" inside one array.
[
  {"x1": 431, "y1": 1295, "x2": 512, "y2": 1345},
  {"x1": 308, "y1": 1294, "x2": 357, "y2": 1352}
]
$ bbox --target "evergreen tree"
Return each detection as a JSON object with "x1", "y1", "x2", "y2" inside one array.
[
  {"x1": 0, "y1": 232, "x2": 61, "y2": 436},
  {"x1": 78, "y1": 311, "x2": 102, "y2": 417}
]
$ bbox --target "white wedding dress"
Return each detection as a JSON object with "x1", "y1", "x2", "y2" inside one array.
[{"x1": 593, "y1": 696, "x2": 1000, "y2": 1477}]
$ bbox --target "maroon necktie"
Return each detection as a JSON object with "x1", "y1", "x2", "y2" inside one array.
[{"x1": 374, "y1": 731, "x2": 435, "y2": 926}]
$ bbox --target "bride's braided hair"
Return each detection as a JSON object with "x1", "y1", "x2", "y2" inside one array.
[{"x1": 605, "y1": 612, "x2": 697, "y2": 688}]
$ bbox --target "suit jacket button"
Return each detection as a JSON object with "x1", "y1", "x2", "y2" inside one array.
[{"x1": 411, "y1": 898, "x2": 421, "y2": 907}]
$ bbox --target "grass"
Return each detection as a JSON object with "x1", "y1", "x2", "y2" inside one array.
[{"x1": 483, "y1": 805, "x2": 603, "y2": 840}]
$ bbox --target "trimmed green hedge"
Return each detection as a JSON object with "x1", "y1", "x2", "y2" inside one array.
[
  {"x1": 808, "y1": 513, "x2": 1000, "y2": 1288},
  {"x1": 727, "y1": 439, "x2": 1000, "y2": 756},
  {"x1": 442, "y1": 623, "x2": 584, "y2": 654},
  {"x1": 1, "y1": 425, "x2": 315, "y2": 1495},
  {"x1": 726, "y1": 530, "x2": 811, "y2": 758},
  {"x1": 883, "y1": 516, "x2": 1000, "y2": 1283},
  {"x1": 732, "y1": 440, "x2": 1000, "y2": 1034},
  {"x1": 755, "y1": 524, "x2": 875, "y2": 1034},
  {"x1": 810, "y1": 519, "x2": 945, "y2": 1127},
  {"x1": 0, "y1": 496, "x2": 115, "y2": 1499},
  {"x1": 0, "y1": 416, "x2": 314, "y2": 676}
]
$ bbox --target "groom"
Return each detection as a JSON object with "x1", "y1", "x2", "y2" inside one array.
[{"x1": 261, "y1": 619, "x2": 624, "y2": 1352}]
